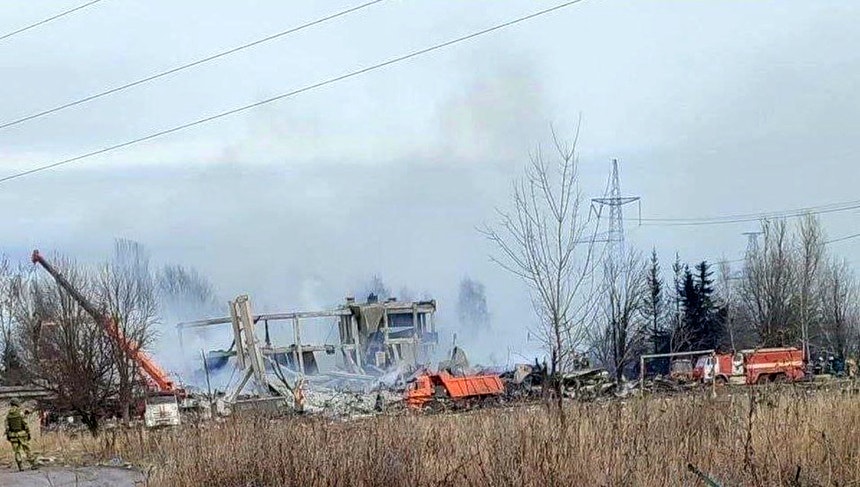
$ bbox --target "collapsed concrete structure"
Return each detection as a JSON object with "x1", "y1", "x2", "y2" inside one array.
[{"x1": 176, "y1": 294, "x2": 439, "y2": 410}]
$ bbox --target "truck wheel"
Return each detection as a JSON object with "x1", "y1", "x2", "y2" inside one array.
[
  {"x1": 772, "y1": 373, "x2": 788, "y2": 384},
  {"x1": 715, "y1": 376, "x2": 728, "y2": 385},
  {"x1": 755, "y1": 374, "x2": 769, "y2": 385}
]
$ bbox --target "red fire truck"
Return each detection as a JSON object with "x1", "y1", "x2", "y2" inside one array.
[{"x1": 693, "y1": 347, "x2": 805, "y2": 385}]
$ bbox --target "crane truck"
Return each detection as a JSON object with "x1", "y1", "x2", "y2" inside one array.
[{"x1": 31, "y1": 250, "x2": 182, "y2": 427}]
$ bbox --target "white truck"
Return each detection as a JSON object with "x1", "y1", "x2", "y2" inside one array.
[{"x1": 144, "y1": 395, "x2": 181, "y2": 428}]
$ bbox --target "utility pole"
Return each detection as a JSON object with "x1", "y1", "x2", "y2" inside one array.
[{"x1": 591, "y1": 159, "x2": 641, "y2": 378}]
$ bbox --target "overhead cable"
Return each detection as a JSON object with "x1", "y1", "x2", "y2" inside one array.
[
  {"x1": 0, "y1": 0, "x2": 385, "y2": 132},
  {"x1": 714, "y1": 231, "x2": 860, "y2": 266},
  {"x1": 0, "y1": 0, "x2": 587, "y2": 184},
  {"x1": 640, "y1": 200, "x2": 860, "y2": 227},
  {"x1": 0, "y1": 1, "x2": 104, "y2": 45}
]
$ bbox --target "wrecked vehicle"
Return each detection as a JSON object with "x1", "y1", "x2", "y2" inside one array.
[
  {"x1": 405, "y1": 371, "x2": 504, "y2": 409},
  {"x1": 669, "y1": 359, "x2": 694, "y2": 382},
  {"x1": 405, "y1": 346, "x2": 504, "y2": 410}
]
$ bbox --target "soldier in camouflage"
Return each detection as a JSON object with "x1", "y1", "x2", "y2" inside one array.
[{"x1": 5, "y1": 399, "x2": 38, "y2": 471}]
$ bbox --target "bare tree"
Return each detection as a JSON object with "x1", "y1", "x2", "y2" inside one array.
[
  {"x1": 591, "y1": 249, "x2": 647, "y2": 381},
  {"x1": 715, "y1": 260, "x2": 736, "y2": 351},
  {"x1": 482, "y1": 126, "x2": 601, "y2": 400},
  {"x1": 157, "y1": 263, "x2": 220, "y2": 326},
  {"x1": 4, "y1": 244, "x2": 161, "y2": 433},
  {"x1": 398, "y1": 286, "x2": 415, "y2": 303},
  {"x1": 714, "y1": 258, "x2": 759, "y2": 352},
  {"x1": 97, "y1": 239, "x2": 159, "y2": 424},
  {"x1": 158, "y1": 265, "x2": 216, "y2": 306},
  {"x1": 457, "y1": 276, "x2": 490, "y2": 333},
  {"x1": 738, "y1": 219, "x2": 800, "y2": 346},
  {"x1": 361, "y1": 275, "x2": 390, "y2": 302},
  {"x1": 0, "y1": 256, "x2": 24, "y2": 384},
  {"x1": 797, "y1": 214, "x2": 825, "y2": 361},
  {"x1": 818, "y1": 258, "x2": 858, "y2": 362},
  {"x1": 9, "y1": 256, "x2": 118, "y2": 434}
]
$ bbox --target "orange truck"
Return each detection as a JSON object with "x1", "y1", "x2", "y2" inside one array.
[
  {"x1": 693, "y1": 347, "x2": 805, "y2": 385},
  {"x1": 405, "y1": 371, "x2": 504, "y2": 409}
]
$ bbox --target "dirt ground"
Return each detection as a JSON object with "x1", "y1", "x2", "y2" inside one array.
[{"x1": 0, "y1": 465, "x2": 145, "y2": 486}]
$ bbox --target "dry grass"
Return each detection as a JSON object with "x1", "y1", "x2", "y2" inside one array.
[
  {"x1": 10, "y1": 386, "x2": 860, "y2": 486},
  {"x1": 0, "y1": 426, "x2": 101, "y2": 467}
]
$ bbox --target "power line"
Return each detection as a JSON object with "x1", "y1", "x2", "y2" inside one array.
[
  {"x1": 0, "y1": 1, "x2": 104, "y2": 44},
  {"x1": 714, "y1": 231, "x2": 860, "y2": 266},
  {"x1": 826, "y1": 232, "x2": 860, "y2": 245},
  {"x1": 0, "y1": 0, "x2": 588, "y2": 185},
  {"x1": 643, "y1": 198, "x2": 860, "y2": 223},
  {"x1": 643, "y1": 200, "x2": 860, "y2": 225},
  {"x1": 0, "y1": 0, "x2": 385, "y2": 132},
  {"x1": 641, "y1": 200, "x2": 860, "y2": 226}
]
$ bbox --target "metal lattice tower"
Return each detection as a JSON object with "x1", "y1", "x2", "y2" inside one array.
[
  {"x1": 590, "y1": 158, "x2": 641, "y2": 374},
  {"x1": 591, "y1": 159, "x2": 641, "y2": 268}
]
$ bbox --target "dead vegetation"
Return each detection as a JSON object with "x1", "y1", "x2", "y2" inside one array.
[{"x1": 36, "y1": 387, "x2": 850, "y2": 486}]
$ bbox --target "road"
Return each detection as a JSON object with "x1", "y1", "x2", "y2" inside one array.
[{"x1": 0, "y1": 466, "x2": 145, "y2": 486}]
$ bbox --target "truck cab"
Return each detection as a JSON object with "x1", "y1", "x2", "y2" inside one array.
[
  {"x1": 144, "y1": 394, "x2": 181, "y2": 428},
  {"x1": 692, "y1": 353, "x2": 745, "y2": 384},
  {"x1": 692, "y1": 355, "x2": 714, "y2": 382}
]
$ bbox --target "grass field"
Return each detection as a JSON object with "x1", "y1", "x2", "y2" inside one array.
[{"x1": 5, "y1": 386, "x2": 860, "y2": 486}]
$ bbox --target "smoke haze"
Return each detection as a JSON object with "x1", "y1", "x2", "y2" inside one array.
[{"x1": 0, "y1": 1, "x2": 858, "y2": 370}]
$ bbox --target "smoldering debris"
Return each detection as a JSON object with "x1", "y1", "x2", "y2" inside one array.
[{"x1": 171, "y1": 293, "x2": 726, "y2": 422}]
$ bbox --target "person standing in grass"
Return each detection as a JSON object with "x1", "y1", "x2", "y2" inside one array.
[
  {"x1": 5, "y1": 399, "x2": 38, "y2": 471},
  {"x1": 293, "y1": 378, "x2": 306, "y2": 414}
]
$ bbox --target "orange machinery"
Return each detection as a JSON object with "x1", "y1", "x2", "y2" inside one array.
[
  {"x1": 405, "y1": 371, "x2": 504, "y2": 409},
  {"x1": 31, "y1": 250, "x2": 176, "y2": 394}
]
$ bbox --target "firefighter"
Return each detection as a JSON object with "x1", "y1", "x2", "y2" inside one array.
[
  {"x1": 374, "y1": 392, "x2": 384, "y2": 412},
  {"x1": 846, "y1": 358, "x2": 858, "y2": 378},
  {"x1": 5, "y1": 399, "x2": 38, "y2": 471},
  {"x1": 293, "y1": 378, "x2": 306, "y2": 414}
]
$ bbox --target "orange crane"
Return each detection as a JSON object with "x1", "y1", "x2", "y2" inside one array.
[{"x1": 31, "y1": 250, "x2": 176, "y2": 393}]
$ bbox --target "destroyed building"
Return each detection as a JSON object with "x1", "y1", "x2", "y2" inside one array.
[
  {"x1": 339, "y1": 295, "x2": 438, "y2": 371},
  {"x1": 176, "y1": 295, "x2": 439, "y2": 405}
]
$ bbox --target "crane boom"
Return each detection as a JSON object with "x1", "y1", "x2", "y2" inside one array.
[{"x1": 31, "y1": 250, "x2": 175, "y2": 393}]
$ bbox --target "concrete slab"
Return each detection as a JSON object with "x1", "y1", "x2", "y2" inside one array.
[{"x1": 0, "y1": 466, "x2": 145, "y2": 487}]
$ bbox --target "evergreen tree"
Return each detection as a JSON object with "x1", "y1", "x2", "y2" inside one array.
[
  {"x1": 680, "y1": 265, "x2": 700, "y2": 348},
  {"x1": 643, "y1": 250, "x2": 667, "y2": 349},
  {"x1": 642, "y1": 249, "x2": 669, "y2": 374},
  {"x1": 678, "y1": 261, "x2": 725, "y2": 351}
]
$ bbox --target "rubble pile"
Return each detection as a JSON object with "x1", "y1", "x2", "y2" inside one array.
[
  {"x1": 181, "y1": 294, "x2": 735, "y2": 420},
  {"x1": 195, "y1": 349, "x2": 734, "y2": 419},
  {"x1": 304, "y1": 389, "x2": 403, "y2": 417}
]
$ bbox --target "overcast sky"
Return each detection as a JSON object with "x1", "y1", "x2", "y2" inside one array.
[{"x1": 0, "y1": 1, "x2": 857, "y2": 364}]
